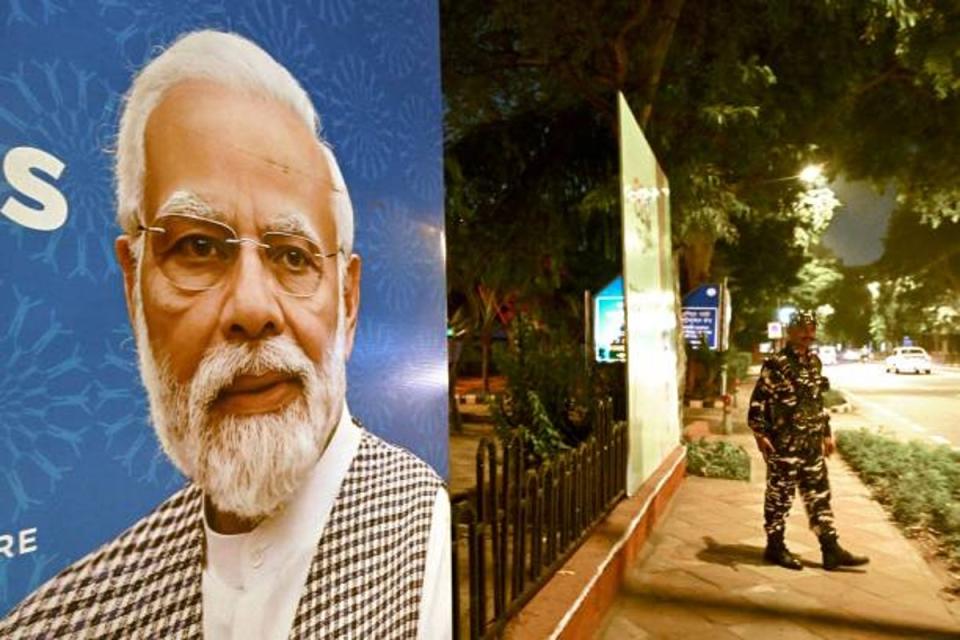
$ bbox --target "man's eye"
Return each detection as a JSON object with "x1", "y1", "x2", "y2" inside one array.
[
  {"x1": 271, "y1": 246, "x2": 315, "y2": 271},
  {"x1": 172, "y1": 235, "x2": 221, "y2": 259}
]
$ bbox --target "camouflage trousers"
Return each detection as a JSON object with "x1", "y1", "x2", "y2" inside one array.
[{"x1": 763, "y1": 426, "x2": 836, "y2": 539}]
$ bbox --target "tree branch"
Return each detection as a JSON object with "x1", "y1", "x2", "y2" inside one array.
[{"x1": 612, "y1": 1, "x2": 652, "y2": 87}]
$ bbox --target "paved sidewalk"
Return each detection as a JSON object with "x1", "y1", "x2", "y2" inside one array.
[{"x1": 595, "y1": 380, "x2": 960, "y2": 639}]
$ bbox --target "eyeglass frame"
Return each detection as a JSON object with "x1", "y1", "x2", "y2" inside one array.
[{"x1": 134, "y1": 212, "x2": 345, "y2": 298}]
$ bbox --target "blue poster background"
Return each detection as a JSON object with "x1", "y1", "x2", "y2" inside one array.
[{"x1": 0, "y1": 0, "x2": 447, "y2": 614}]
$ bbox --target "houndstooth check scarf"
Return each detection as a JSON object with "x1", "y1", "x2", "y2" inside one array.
[{"x1": 1, "y1": 429, "x2": 443, "y2": 639}]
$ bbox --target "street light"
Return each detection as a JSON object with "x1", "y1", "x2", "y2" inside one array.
[
  {"x1": 798, "y1": 164, "x2": 824, "y2": 185},
  {"x1": 777, "y1": 306, "x2": 797, "y2": 325}
]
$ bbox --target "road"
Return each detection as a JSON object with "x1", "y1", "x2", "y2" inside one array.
[{"x1": 825, "y1": 361, "x2": 960, "y2": 449}]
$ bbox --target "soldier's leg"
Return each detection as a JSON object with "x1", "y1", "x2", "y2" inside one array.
[
  {"x1": 798, "y1": 444, "x2": 869, "y2": 569},
  {"x1": 798, "y1": 449, "x2": 836, "y2": 539},
  {"x1": 764, "y1": 454, "x2": 799, "y2": 537},
  {"x1": 763, "y1": 453, "x2": 803, "y2": 569}
]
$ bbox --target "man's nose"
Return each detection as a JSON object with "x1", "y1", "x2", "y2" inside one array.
[{"x1": 220, "y1": 246, "x2": 285, "y2": 341}]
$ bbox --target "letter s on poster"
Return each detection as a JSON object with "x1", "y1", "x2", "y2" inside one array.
[{"x1": 1, "y1": 146, "x2": 68, "y2": 231}]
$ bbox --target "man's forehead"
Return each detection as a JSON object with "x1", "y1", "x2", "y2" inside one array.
[{"x1": 146, "y1": 80, "x2": 340, "y2": 187}]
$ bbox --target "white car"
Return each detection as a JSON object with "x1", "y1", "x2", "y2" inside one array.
[
  {"x1": 817, "y1": 345, "x2": 837, "y2": 366},
  {"x1": 885, "y1": 347, "x2": 932, "y2": 374}
]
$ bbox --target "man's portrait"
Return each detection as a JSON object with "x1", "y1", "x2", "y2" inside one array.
[{"x1": 1, "y1": 16, "x2": 449, "y2": 640}]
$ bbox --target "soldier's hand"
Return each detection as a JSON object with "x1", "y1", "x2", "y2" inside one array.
[
  {"x1": 755, "y1": 435, "x2": 775, "y2": 461},
  {"x1": 823, "y1": 435, "x2": 836, "y2": 457}
]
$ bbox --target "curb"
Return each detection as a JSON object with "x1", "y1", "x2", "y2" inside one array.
[
  {"x1": 504, "y1": 446, "x2": 687, "y2": 640},
  {"x1": 684, "y1": 399, "x2": 725, "y2": 409}
]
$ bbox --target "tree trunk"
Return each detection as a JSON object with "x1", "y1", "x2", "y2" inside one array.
[
  {"x1": 682, "y1": 230, "x2": 715, "y2": 292},
  {"x1": 448, "y1": 338, "x2": 464, "y2": 434},
  {"x1": 638, "y1": 0, "x2": 686, "y2": 127},
  {"x1": 481, "y1": 333, "x2": 492, "y2": 394}
]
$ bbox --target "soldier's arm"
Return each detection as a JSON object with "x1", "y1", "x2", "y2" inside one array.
[{"x1": 747, "y1": 360, "x2": 779, "y2": 437}]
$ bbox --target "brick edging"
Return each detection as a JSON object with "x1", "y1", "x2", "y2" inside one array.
[
  {"x1": 684, "y1": 398, "x2": 723, "y2": 409},
  {"x1": 456, "y1": 393, "x2": 499, "y2": 405},
  {"x1": 504, "y1": 445, "x2": 687, "y2": 639}
]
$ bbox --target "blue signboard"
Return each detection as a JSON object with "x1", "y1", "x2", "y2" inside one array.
[
  {"x1": 1, "y1": 1, "x2": 446, "y2": 615},
  {"x1": 594, "y1": 277, "x2": 626, "y2": 362},
  {"x1": 681, "y1": 283, "x2": 721, "y2": 349}
]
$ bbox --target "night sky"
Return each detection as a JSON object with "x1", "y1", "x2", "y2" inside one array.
[{"x1": 821, "y1": 177, "x2": 895, "y2": 266}]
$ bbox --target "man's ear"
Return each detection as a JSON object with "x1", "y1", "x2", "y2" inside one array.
[
  {"x1": 115, "y1": 235, "x2": 138, "y2": 328},
  {"x1": 342, "y1": 253, "x2": 362, "y2": 359}
]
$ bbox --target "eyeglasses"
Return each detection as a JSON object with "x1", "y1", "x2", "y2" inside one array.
[{"x1": 137, "y1": 213, "x2": 342, "y2": 297}]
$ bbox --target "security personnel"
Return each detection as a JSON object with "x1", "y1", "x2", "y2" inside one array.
[{"x1": 748, "y1": 310, "x2": 869, "y2": 571}]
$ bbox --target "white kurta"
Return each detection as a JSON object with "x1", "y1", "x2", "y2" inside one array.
[{"x1": 201, "y1": 405, "x2": 451, "y2": 639}]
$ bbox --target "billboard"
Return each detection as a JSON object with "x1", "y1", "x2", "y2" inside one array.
[
  {"x1": 617, "y1": 92, "x2": 681, "y2": 494},
  {"x1": 0, "y1": 1, "x2": 447, "y2": 616},
  {"x1": 594, "y1": 276, "x2": 626, "y2": 363}
]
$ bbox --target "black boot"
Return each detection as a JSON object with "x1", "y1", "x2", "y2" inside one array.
[
  {"x1": 820, "y1": 534, "x2": 869, "y2": 570},
  {"x1": 764, "y1": 533, "x2": 803, "y2": 570}
]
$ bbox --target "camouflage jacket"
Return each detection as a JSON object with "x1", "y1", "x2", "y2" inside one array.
[{"x1": 748, "y1": 344, "x2": 832, "y2": 438}]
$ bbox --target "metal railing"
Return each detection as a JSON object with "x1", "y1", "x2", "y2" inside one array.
[{"x1": 451, "y1": 399, "x2": 627, "y2": 639}]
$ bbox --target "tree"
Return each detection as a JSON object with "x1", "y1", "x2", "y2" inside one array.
[
  {"x1": 867, "y1": 207, "x2": 960, "y2": 349},
  {"x1": 441, "y1": 0, "x2": 960, "y2": 360}
]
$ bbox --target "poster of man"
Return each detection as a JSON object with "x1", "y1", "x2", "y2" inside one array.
[{"x1": 0, "y1": 4, "x2": 449, "y2": 638}]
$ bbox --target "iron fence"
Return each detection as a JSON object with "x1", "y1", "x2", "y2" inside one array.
[{"x1": 450, "y1": 399, "x2": 627, "y2": 639}]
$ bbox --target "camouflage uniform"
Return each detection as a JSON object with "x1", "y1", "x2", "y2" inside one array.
[{"x1": 748, "y1": 344, "x2": 836, "y2": 539}]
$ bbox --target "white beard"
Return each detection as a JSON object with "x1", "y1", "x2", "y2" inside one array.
[{"x1": 132, "y1": 287, "x2": 346, "y2": 520}]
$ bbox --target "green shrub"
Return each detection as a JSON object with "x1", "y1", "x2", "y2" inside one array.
[
  {"x1": 822, "y1": 388, "x2": 846, "y2": 408},
  {"x1": 686, "y1": 439, "x2": 751, "y2": 481},
  {"x1": 837, "y1": 429, "x2": 960, "y2": 563},
  {"x1": 727, "y1": 351, "x2": 752, "y2": 382},
  {"x1": 491, "y1": 318, "x2": 592, "y2": 460}
]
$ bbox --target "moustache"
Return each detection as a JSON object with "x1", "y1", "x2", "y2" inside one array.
[{"x1": 188, "y1": 337, "x2": 314, "y2": 417}]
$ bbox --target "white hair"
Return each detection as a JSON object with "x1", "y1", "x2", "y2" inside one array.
[{"x1": 115, "y1": 29, "x2": 354, "y2": 254}]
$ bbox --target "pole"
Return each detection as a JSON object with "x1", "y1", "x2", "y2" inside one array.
[
  {"x1": 720, "y1": 278, "x2": 732, "y2": 434},
  {"x1": 584, "y1": 289, "x2": 591, "y2": 370}
]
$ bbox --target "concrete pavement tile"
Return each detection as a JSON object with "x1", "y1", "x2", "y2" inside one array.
[
  {"x1": 728, "y1": 619, "x2": 826, "y2": 639},
  {"x1": 737, "y1": 583, "x2": 827, "y2": 612},
  {"x1": 670, "y1": 626, "x2": 743, "y2": 640},
  {"x1": 857, "y1": 539, "x2": 926, "y2": 563},
  {"x1": 829, "y1": 586, "x2": 947, "y2": 627},
  {"x1": 852, "y1": 521, "x2": 910, "y2": 536},
  {"x1": 625, "y1": 568, "x2": 724, "y2": 595},
  {"x1": 695, "y1": 599, "x2": 775, "y2": 627},
  {"x1": 684, "y1": 563, "x2": 771, "y2": 591},
  {"x1": 889, "y1": 590, "x2": 960, "y2": 623},
  {"x1": 794, "y1": 619, "x2": 907, "y2": 640},
  {"x1": 789, "y1": 573, "x2": 866, "y2": 602},
  {"x1": 740, "y1": 562, "x2": 821, "y2": 582},
  {"x1": 849, "y1": 571, "x2": 940, "y2": 601},
  {"x1": 867, "y1": 560, "x2": 938, "y2": 582},
  {"x1": 599, "y1": 610, "x2": 652, "y2": 639},
  {"x1": 603, "y1": 594, "x2": 720, "y2": 639}
]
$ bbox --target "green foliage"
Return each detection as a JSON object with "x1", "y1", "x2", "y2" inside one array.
[
  {"x1": 837, "y1": 429, "x2": 960, "y2": 563},
  {"x1": 491, "y1": 318, "x2": 600, "y2": 459},
  {"x1": 790, "y1": 256, "x2": 844, "y2": 312},
  {"x1": 684, "y1": 337, "x2": 726, "y2": 398},
  {"x1": 822, "y1": 388, "x2": 846, "y2": 408},
  {"x1": 727, "y1": 351, "x2": 753, "y2": 382},
  {"x1": 442, "y1": 0, "x2": 960, "y2": 351},
  {"x1": 867, "y1": 210, "x2": 960, "y2": 343},
  {"x1": 686, "y1": 439, "x2": 751, "y2": 481}
]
